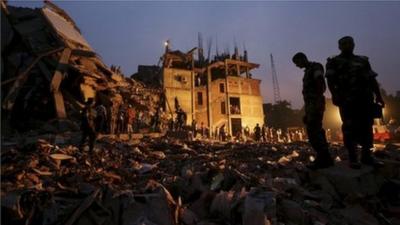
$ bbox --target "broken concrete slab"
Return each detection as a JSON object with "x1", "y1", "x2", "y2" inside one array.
[{"x1": 313, "y1": 162, "x2": 385, "y2": 197}]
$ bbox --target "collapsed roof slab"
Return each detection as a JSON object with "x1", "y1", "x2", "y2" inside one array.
[{"x1": 41, "y1": 6, "x2": 92, "y2": 51}]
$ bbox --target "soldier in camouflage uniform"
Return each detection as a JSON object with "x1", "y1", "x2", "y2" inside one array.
[
  {"x1": 293, "y1": 52, "x2": 334, "y2": 170},
  {"x1": 325, "y1": 36, "x2": 384, "y2": 169}
]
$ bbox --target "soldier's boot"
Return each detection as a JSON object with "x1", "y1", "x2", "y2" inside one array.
[
  {"x1": 307, "y1": 151, "x2": 334, "y2": 170},
  {"x1": 361, "y1": 148, "x2": 384, "y2": 168},
  {"x1": 348, "y1": 148, "x2": 361, "y2": 169}
]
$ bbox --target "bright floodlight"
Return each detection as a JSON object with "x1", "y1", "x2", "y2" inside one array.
[{"x1": 164, "y1": 41, "x2": 169, "y2": 46}]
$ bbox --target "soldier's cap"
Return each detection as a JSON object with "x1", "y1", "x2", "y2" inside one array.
[{"x1": 338, "y1": 36, "x2": 354, "y2": 44}]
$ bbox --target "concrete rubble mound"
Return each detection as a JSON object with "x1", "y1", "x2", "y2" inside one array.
[
  {"x1": 1, "y1": 138, "x2": 400, "y2": 225},
  {"x1": 2, "y1": 2, "x2": 400, "y2": 225},
  {"x1": 1, "y1": 1, "x2": 162, "y2": 133}
]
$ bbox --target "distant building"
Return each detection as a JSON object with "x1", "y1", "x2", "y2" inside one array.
[
  {"x1": 131, "y1": 65, "x2": 161, "y2": 86},
  {"x1": 134, "y1": 43, "x2": 265, "y2": 136}
]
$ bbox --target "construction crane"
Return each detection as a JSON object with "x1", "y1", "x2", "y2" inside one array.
[{"x1": 270, "y1": 54, "x2": 281, "y2": 103}]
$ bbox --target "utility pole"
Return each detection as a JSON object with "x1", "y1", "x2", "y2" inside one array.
[{"x1": 270, "y1": 54, "x2": 281, "y2": 103}]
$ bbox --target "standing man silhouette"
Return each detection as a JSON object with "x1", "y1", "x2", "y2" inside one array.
[
  {"x1": 293, "y1": 52, "x2": 334, "y2": 170},
  {"x1": 325, "y1": 36, "x2": 385, "y2": 169}
]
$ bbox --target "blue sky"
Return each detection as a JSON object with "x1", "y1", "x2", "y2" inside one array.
[{"x1": 9, "y1": 1, "x2": 400, "y2": 108}]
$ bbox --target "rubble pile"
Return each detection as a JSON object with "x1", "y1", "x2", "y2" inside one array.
[
  {"x1": 2, "y1": 138, "x2": 400, "y2": 225},
  {"x1": 1, "y1": 2, "x2": 162, "y2": 132}
]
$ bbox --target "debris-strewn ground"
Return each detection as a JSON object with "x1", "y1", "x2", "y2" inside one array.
[{"x1": 2, "y1": 136, "x2": 400, "y2": 225}]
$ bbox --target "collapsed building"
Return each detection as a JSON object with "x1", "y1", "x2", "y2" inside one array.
[
  {"x1": 1, "y1": 1, "x2": 162, "y2": 133},
  {"x1": 133, "y1": 41, "x2": 265, "y2": 136}
]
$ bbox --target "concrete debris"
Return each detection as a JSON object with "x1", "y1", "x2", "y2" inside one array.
[
  {"x1": 1, "y1": 138, "x2": 400, "y2": 225},
  {"x1": 2, "y1": 2, "x2": 400, "y2": 225},
  {"x1": 2, "y1": 1, "x2": 164, "y2": 134}
]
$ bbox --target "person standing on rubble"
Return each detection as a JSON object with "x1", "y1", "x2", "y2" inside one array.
[
  {"x1": 254, "y1": 123, "x2": 261, "y2": 142},
  {"x1": 80, "y1": 98, "x2": 97, "y2": 153},
  {"x1": 214, "y1": 126, "x2": 219, "y2": 140},
  {"x1": 110, "y1": 102, "x2": 118, "y2": 134},
  {"x1": 219, "y1": 124, "x2": 226, "y2": 141},
  {"x1": 200, "y1": 122, "x2": 206, "y2": 138},
  {"x1": 95, "y1": 103, "x2": 107, "y2": 133},
  {"x1": 116, "y1": 104, "x2": 126, "y2": 137},
  {"x1": 261, "y1": 124, "x2": 267, "y2": 142},
  {"x1": 127, "y1": 105, "x2": 136, "y2": 139},
  {"x1": 191, "y1": 120, "x2": 197, "y2": 138},
  {"x1": 268, "y1": 127, "x2": 274, "y2": 143},
  {"x1": 325, "y1": 36, "x2": 385, "y2": 169},
  {"x1": 292, "y1": 52, "x2": 334, "y2": 170},
  {"x1": 151, "y1": 109, "x2": 161, "y2": 132},
  {"x1": 244, "y1": 125, "x2": 250, "y2": 139},
  {"x1": 175, "y1": 108, "x2": 187, "y2": 130}
]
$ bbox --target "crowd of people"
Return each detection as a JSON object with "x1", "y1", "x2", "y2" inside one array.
[
  {"x1": 187, "y1": 122, "x2": 309, "y2": 144},
  {"x1": 79, "y1": 80, "x2": 168, "y2": 151}
]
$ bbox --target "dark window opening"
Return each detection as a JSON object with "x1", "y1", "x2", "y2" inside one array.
[
  {"x1": 219, "y1": 83, "x2": 225, "y2": 93},
  {"x1": 229, "y1": 97, "x2": 241, "y2": 114},
  {"x1": 221, "y1": 101, "x2": 226, "y2": 114}
]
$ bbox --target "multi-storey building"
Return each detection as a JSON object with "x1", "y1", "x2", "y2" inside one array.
[{"x1": 134, "y1": 43, "x2": 265, "y2": 136}]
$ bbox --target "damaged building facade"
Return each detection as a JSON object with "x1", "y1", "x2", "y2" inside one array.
[
  {"x1": 1, "y1": 2, "x2": 162, "y2": 132},
  {"x1": 134, "y1": 42, "x2": 265, "y2": 136},
  {"x1": 2, "y1": 0, "x2": 265, "y2": 135}
]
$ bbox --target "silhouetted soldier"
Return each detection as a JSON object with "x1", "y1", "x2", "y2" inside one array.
[
  {"x1": 326, "y1": 36, "x2": 385, "y2": 169},
  {"x1": 80, "y1": 98, "x2": 97, "y2": 153},
  {"x1": 293, "y1": 52, "x2": 334, "y2": 170}
]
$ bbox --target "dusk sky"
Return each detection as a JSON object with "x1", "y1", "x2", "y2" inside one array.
[{"x1": 10, "y1": 1, "x2": 400, "y2": 108}]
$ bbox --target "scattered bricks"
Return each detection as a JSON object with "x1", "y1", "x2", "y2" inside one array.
[{"x1": 1, "y1": 136, "x2": 400, "y2": 225}]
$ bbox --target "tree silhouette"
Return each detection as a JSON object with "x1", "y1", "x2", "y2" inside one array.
[{"x1": 263, "y1": 100, "x2": 303, "y2": 130}]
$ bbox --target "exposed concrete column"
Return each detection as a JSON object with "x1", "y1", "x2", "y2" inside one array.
[
  {"x1": 191, "y1": 60, "x2": 195, "y2": 124},
  {"x1": 162, "y1": 68, "x2": 174, "y2": 119},
  {"x1": 206, "y1": 67, "x2": 212, "y2": 136},
  {"x1": 50, "y1": 47, "x2": 71, "y2": 119},
  {"x1": 224, "y1": 60, "x2": 231, "y2": 136}
]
